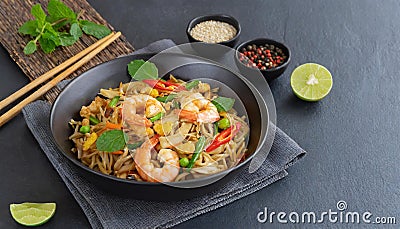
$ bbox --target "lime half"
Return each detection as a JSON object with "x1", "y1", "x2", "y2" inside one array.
[
  {"x1": 290, "y1": 63, "x2": 333, "y2": 101},
  {"x1": 10, "y1": 202, "x2": 56, "y2": 227}
]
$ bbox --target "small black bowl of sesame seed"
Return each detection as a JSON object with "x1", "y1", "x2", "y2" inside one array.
[
  {"x1": 235, "y1": 38, "x2": 291, "y2": 82},
  {"x1": 186, "y1": 14, "x2": 241, "y2": 49}
]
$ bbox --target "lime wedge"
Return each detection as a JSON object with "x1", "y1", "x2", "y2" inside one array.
[
  {"x1": 290, "y1": 63, "x2": 333, "y2": 101},
  {"x1": 10, "y1": 202, "x2": 56, "y2": 227}
]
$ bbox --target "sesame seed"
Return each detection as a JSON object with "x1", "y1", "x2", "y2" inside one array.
[{"x1": 190, "y1": 20, "x2": 237, "y2": 43}]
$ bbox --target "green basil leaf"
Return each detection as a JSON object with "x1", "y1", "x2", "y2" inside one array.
[
  {"x1": 31, "y1": 4, "x2": 46, "y2": 25},
  {"x1": 127, "y1": 59, "x2": 159, "y2": 81},
  {"x1": 18, "y1": 20, "x2": 39, "y2": 36},
  {"x1": 96, "y1": 130, "x2": 126, "y2": 152},
  {"x1": 70, "y1": 22, "x2": 82, "y2": 40},
  {"x1": 39, "y1": 37, "x2": 56, "y2": 53},
  {"x1": 23, "y1": 40, "x2": 37, "y2": 55},
  {"x1": 47, "y1": 0, "x2": 76, "y2": 21},
  {"x1": 211, "y1": 96, "x2": 235, "y2": 112},
  {"x1": 79, "y1": 20, "x2": 111, "y2": 39}
]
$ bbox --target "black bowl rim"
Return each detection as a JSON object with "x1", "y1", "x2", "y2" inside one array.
[
  {"x1": 50, "y1": 52, "x2": 269, "y2": 188},
  {"x1": 186, "y1": 14, "x2": 241, "y2": 45},
  {"x1": 235, "y1": 38, "x2": 291, "y2": 72}
]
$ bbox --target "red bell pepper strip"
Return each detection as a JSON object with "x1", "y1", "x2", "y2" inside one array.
[
  {"x1": 142, "y1": 79, "x2": 186, "y2": 92},
  {"x1": 205, "y1": 122, "x2": 241, "y2": 152}
]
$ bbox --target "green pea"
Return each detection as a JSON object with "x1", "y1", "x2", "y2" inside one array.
[
  {"x1": 79, "y1": 125, "x2": 91, "y2": 134},
  {"x1": 218, "y1": 118, "x2": 230, "y2": 129},
  {"x1": 179, "y1": 157, "x2": 190, "y2": 167}
]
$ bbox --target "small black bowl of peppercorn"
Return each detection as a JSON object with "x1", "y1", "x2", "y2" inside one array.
[{"x1": 235, "y1": 38, "x2": 291, "y2": 82}]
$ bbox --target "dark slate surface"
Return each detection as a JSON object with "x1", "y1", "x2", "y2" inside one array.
[{"x1": 1, "y1": 0, "x2": 399, "y2": 228}]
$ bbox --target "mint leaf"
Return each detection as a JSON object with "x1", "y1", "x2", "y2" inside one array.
[
  {"x1": 79, "y1": 20, "x2": 111, "y2": 39},
  {"x1": 96, "y1": 130, "x2": 126, "y2": 152},
  {"x1": 31, "y1": 4, "x2": 46, "y2": 24},
  {"x1": 41, "y1": 22, "x2": 61, "y2": 46},
  {"x1": 39, "y1": 37, "x2": 56, "y2": 53},
  {"x1": 70, "y1": 22, "x2": 82, "y2": 40},
  {"x1": 23, "y1": 41, "x2": 37, "y2": 55},
  {"x1": 42, "y1": 32, "x2": 60, "y2": 46},
  {"x1": 185, "y1": 80, "x2": 200, "y2": 90},
  {"x1": 127, "y1": 60, "x2": 159, "y2": 81},
  {"x1": 18, "y1": 20, "x2": 39, "y2": 36},
  {"x1": 211, "y1": 96, "x2": 235, "y2": 112},
  {"x1": 47, "y1": 0, "x2": 76, "y2": 21},
  {"x1": 59, "y1": 33, "x2": 76, "y2": 46}
]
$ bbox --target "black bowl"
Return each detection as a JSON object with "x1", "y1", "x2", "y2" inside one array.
[
  {"x1": 50, "y1": 52, "x2": 269, "y2": 201},
  {"x1": 186, "y1": 14, "x2": 241, "y2": 49},
  {"x1": 235, "y1": 38, "x2": 291, "y2": 82}
]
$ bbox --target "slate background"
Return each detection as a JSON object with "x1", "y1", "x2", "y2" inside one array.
[{"x1": 1, "y1": 0, "x2": 399, "y2": 228}]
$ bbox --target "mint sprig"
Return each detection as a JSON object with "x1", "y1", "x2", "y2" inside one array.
[{"x1": 19, "y1": 0, "x2": 111, "y2": 55}]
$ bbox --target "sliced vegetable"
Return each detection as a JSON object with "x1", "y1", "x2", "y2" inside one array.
[
  {"x1": 156, "y1": 94, "x2": 177, "y2": 103},
  {"x1": 214, "y1": 122, "x2": 219, "y2": 136},
  {"x1": 79, "y1": 125, "x2": 90, "y2": 134},
  {"x1": 127, "y1": 59, "x2": 159, "y2": 81},
  {"x1": 106, "y1": 121, "x2": 122, "y2": 130},
  {"x1": 108, "y1": 96, "x2": 120, "y2": 107},
  {"x1": 127, "y1": 141, "x2": 144, "y2": 150},
  {"x1": 143, "y1": 79, "x2": 186, "y2": 92},
  {"x1": 89, "y1": 115, "x2": 100, "y2": 125},
  {"x1": 149, "y1": 89, "x2": 159, "y2": 98},
  {"x1": 149, "y1": 112, "x2": 164, "y2": 122},
  {"x1": 205, "y1": 122, "x2": 241, "y2": 152},
  {"x1": 96, "y1": 130, "x2": 126, "y2": 152},
  {"x1": 217, "y1": 118, "x2": 230, "y2": 129},
  {"x1": 185, "y1": 80, "x2": 200, "y2": 90},
  {"x1": 83, "y1": 132, "x2": 98, "y2": 151},
  {"x1": 112, "y1": 150, "x2": 124, "y2": 155},
  {"x1": 172, "y1": 100, "x2": 180, "y2": 109},
  {"x1": 211, "y1": 96, "x2": 235, "y2": 112},
  {"x1": 179, "y1": 157, "x2": 190, "y2": 167},
  {"x1": 187, "y1": 136, "x2": 206, "y2": 170}
]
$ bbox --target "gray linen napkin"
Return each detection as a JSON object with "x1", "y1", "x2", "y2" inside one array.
[{"x1": 22, "y1": 40, "x2": 306, "y2": 229}]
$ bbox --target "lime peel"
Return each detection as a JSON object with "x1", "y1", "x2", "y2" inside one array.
[{"x1": 10, "y1": 202, "x2": 56, "y2": 227}]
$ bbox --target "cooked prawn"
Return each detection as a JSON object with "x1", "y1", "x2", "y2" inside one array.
[
  {"x1": 178, "y1": 92, "x2": 220, "y2": 123},
  {"x1": 124, "y1": 94, "x2": 165, "y2": 118},
  {"x1": 134, "y1": 136, "x2": 180, "y2": 182}
]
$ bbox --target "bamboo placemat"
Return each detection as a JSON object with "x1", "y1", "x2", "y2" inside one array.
[{"x1": 0, "y1": 0, "x2": 134, "y2": 102}]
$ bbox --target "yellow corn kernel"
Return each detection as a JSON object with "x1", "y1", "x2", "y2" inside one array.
[
  {"x1": 219, "y1": 111, "x2": 227, "y2": 117},
  {"x1": 146, "y1": 127, "x2": 154, "y2": 137},
  {"x1": 149, "y1": 89, "x2": 159, "y2": 98},
  {"x1": 153, "y1": 123, "x2": 164, "y2": 136},
  {"x1": 83, "y1": 132, "x2": 97, "y2": 151},
  {"x1": 153, "y1": 122, "x2": 173, "y2": 136}
]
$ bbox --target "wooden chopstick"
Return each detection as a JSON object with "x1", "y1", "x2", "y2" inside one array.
[
  {"x1": 0, "y1": 32, "x2": 115, "y2": 111},
  {"x1": 0, "y1": 31, "x2": 122, "y2": 127}
]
